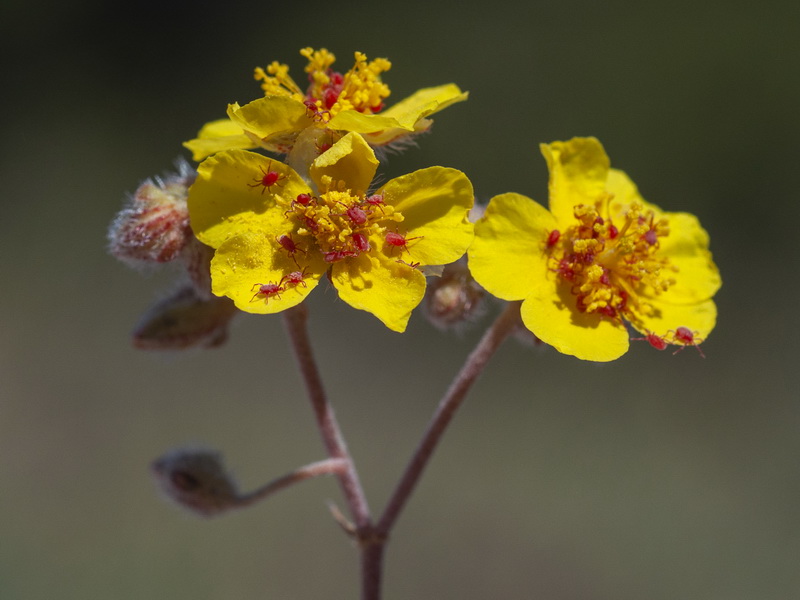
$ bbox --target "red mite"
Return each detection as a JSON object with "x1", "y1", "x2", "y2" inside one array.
[
  {"x1": 385, "y1": 230, "x2": 423, "y2": 255},
  {"x1": 346, "y1": 205, "x2": 368, "y2": 225},
  {"x1": 632, "y1": 331, "x2": 669, "y2": 351},
  {"x1": 250, "y1": 282, "x2": 284, "y2": 303},
  {"x1": 546, "y1": 229, "x2": 561, "y2": 248},
  {"x1": 248, "y1": 161, "x2": 286, "y2": 194},
  {"x1": 277, "y1": 234, "x2": 306, "y2": 266},
  {"x1": 285, "y1": 193, "x2": 313, "y2": 218},
  {"x1": 283, "y1": 267, "x2": 310, "y2": 288},
  {"x1": 364, "y1": 194, "x2": 386, "y2": 214},
  {"x1": 352, "y1": 232, "x2": 370, "y2": 252},
  {"x1": 670, "y1": 326, "x2": 706, "y2": 358},
  {"x1": 336, "y1": 201, "x2": 368, "y2": 226}
]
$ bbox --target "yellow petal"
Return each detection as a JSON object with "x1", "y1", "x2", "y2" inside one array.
[
  {"x1": 634, "y1": 298, "x2": 717, "y2": 343},
  {"x1": 188, "y1": 149, "x2": 310, "y2": 249},
  {"x1": 326, "y1": 111, "x2": 407, "y2": 135},
  {"x1": 183, "y1": 119, "x2": 257, "y2": 161},
  {"x1": 210, "y1": 231, "x2": 326, "y2": 315},
  {"x1": 468, "y1": 193, "x2": 558, "y2": 301},
  {"x1": 654, "y1": 212, "x2": 721, "y2": 304},
  {"x1": 308, "y1": 132, "x2": 378, "y2": 195},
  {"x1": 520, "y1": 279, "x2": 630, "y2": 362},
  {"x1": 381, "y1": 84, "x2": 468, "y2": 123},
  {"x1": 227, "y1": 97, "x2": 312, "y2": 144},
  {"x1": 331, "y1": 251, "x2": 426, "y2": 332},
  {"x1": 541, "y1": 137, "x2": 610, "y2": 226},
  {"x1": 378, "y1": 167, "x2": 474, "y2": 266},
  {"x1": 605, "y1": 168, "x2": 663, "y2": 215},
  {"x1": 362, "y1": 123, "x2": 426, "y2": 147},
  {"x1": 328, "y1": 84, "x2": 467, "y2": 138}
]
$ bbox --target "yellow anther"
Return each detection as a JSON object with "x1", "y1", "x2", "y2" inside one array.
[
  {"x1": 584, "y1": 265, "x2": 604, "y2": 282},
  {"x1": 573, "y1": 238, "x2": 600, "y2": 253},
  {"x1": 573, "y1": 204, "x2": 591, "y2": 217},
  {"x1": 254, "y1": 61, "x2": 303, "y2": 99},
  {"x1": 301, "y1": 48, "x2": 337, "y2": 74}
]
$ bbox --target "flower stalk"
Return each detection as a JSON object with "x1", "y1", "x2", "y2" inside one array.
[
  {"x1": 237, "y1": 457, "x2": 349, "y2": 508},
  {"x1": 283, "y1": 301, "x2": 520, "y2": 599},
  {"x1": 377, "y1": 301, "x2": 521, "y2": 535},
  {"x1": 282, "y1": 304, "x2": 373, "y2": 530}
]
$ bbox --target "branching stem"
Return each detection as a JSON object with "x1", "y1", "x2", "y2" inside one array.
[
  {"x1": 283, "y1": 301, "x2": 521, "y2": 600},
  {"x1": 377, "y1": 301, "x2": 521, "y2": 535},
  {"x1": 236, "y1": 458, "x2": 348, "y2": 508},
  {"x1": 282, "y1": 305, "x2": 372, "y2": 529}
]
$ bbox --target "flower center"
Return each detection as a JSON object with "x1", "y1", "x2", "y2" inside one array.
[
  {"x1": 255, "y1": 48, "x2": 391, "y2": 122},
  {"x1": 282, "y1": 179, "x2": 403, "y2": 264},
  {"x1": 548, "y1": 197, "x2": 676, "y2": 324}
]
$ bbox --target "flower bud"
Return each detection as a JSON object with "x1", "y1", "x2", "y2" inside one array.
[
  {"x1": 424, "y1": 257, "x2": 486, "y2": 331},
  {"x1": 133, "y1": 284, "x2": 237, "y2": 350},
  {"x1": 108, "y1": 161, "x2": 196, "y2": 265},
  {"x1": 151, "y1": 447, "x2": 239, "y2": 517}
]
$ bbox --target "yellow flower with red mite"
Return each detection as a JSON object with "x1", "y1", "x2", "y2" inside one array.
[
  {"x1": 468, "y1": 137, "x2": 721, "y2": 362},
  {"x1": 187, "y1": 133, "x2": 474, "y2": 332},
  {"x1": 184, "y1": 48, "x2": 468, "y2": 169}
]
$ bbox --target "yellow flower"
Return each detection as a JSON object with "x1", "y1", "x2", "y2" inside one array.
[
  {"x1": 468, "y1": 137, "x2": 721, "y2": 362},
  {"x1": 184, "y1": 48, "x2": 468, "y2": 167},
  {"x1": 187, "y1": 133, "x2": 474, "y2": 332}
]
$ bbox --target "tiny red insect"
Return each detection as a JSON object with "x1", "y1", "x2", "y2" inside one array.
[
  {"x1": 322, "y1": 88, "x2": 339, "y2": 110},
  {"x1": 351, "y1": 232, "x2": 370, "y2": 252},
  {"x1": 365, "y1": 194, "x2": 386, "y2": 209},
  {"x1": 546, "y1": 229, "x2": 561, "y2": 248},
  {"x1": 277, "y1": 234, "x2": 306, "y2": 266},
  {"x1": 335, "y1": 201, "x2": 368, "y2": 226},
  {"x1": 385, "y1": 230, "x2": 423, "y2": 255},
  {"x1": 669, "y1": 326, "x2": 706, "y2": 358},
  {"x1": 631, "y1": 331, "x2": 669, "y2": 351},
  {"x1": 283, "y1": 267, "x2": 310, "y2": 289},
  {"x1": 284, "y1": 193, "x2": 314, "y2": 218},
  {"x1": 248, "y1": 161, "x2": 286, "y2": 194},
  {"x1": 346, "y1": 205, "x2": 368, "y2": 225},
  {"x1": 250, "y1": 281, "x2": 284, "y2": 303}
]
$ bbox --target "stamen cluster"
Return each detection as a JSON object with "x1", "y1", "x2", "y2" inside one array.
[
  {"x1": 549, "y1": 200, "x2": 675, "y2": 325},
  {"x1": 283, "y1": 181, "x2": 402, "y2": 265},
  {"x1": 255, "y1": 48, "x2": 391, "y2": 123}
]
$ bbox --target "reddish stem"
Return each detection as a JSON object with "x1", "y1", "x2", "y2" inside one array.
[
  {"x1": 376, "y1": 301, "x2": 520, "y2": 535},
  {"x1": 236, "y1": 458, "x2": 348, "y2": 508},
  {"x1": 283, "y1": 301, "x2": 520, "y2": 600},
  {"x1": 282, "y1": 305, "x2": 372, "y2": 529}
]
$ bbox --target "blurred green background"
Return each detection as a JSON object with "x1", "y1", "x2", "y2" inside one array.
[{"x1": 1, "y1": 0, "x2": 798, "y2": 598}]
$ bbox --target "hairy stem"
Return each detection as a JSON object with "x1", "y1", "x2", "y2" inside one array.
[
  {"x1": 236, "y1": 458, "x2": 349, "y2": 508},
  {"x1": 282, "y1": 305, "x2": 372, "y2": 529},
  {"x1": 377, "y1": 301, "x2": 521, "y2": 535}
]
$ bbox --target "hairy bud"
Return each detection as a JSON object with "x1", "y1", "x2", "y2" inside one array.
[
  {"x1": 108, "y1": 161, "x2": 196, "y2": 265},
  {"x1": 424, "y1": 257, "x2": 486, "y2": 331},
  {"x1": 151, "y1": 447, "x2": 239, "y2": 517},
  {"x1": 133, "y1": 284, "x2": 237, "y2": 350}
]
